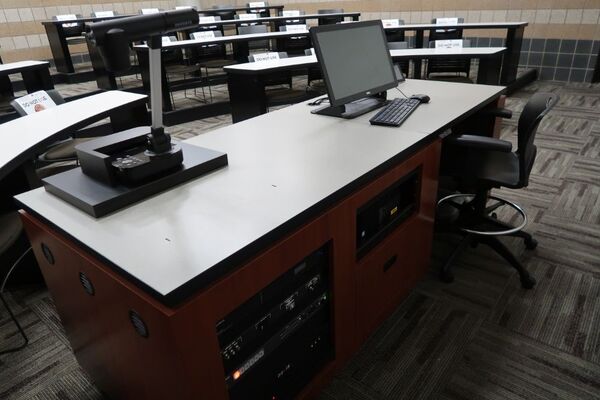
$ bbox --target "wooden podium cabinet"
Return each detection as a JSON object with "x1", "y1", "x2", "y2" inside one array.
[{"x1": 20, "y1": 139, "x2": 440, "y2": 400}]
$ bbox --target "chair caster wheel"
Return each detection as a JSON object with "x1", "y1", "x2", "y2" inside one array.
[
  {"x1": 441, "y1": 271, "x2": 454, "y2": 283},
  {"x1": 520, "y1": 275, "x2": 536, "y2": 289},
  {"x1": 525, "y1": 238, "x2": 538, "y2": 250}
]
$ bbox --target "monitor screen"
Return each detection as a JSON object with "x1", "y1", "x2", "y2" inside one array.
[{"x1": 310, "y1": 21, "x2": 397, "y2": 107}]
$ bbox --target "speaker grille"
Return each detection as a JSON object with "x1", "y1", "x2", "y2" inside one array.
[{"x1": 129, "y1": 310, "x2": 149, "y2": 338}]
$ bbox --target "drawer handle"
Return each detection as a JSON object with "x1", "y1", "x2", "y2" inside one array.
[
  {"x1": 79, "y1": 272, "x2": 95, "y2": 296},
  {"x1": 383, "y1": 254, "x2": 398, "y2": 272},
  {"x1": 129, "y1": 310, "x2": 149, "y2": 338},
  {"x1": 41, "y1": 243, "x2": 55, "y2": 265}
]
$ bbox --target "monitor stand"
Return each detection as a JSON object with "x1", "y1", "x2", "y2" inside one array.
[{"x1": 311, "y1": 91, "x2": 388, "y2": 119}]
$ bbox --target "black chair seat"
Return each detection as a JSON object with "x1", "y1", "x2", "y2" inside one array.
[{"x1": 475, "y1": 151, "x2": 520, "y2": 188}]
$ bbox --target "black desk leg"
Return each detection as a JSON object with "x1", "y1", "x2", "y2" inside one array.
[
  {"x1": 87, "y1": 40, "x2": 118, "y2": 90},
  {"x1": 233, "y1": 42, "x2": 250, "y2": 63},
  {"x1": 227, "y1": 73, "x2": 267, "y2": 123},
  {"x1": 500, "y1": 26, "x2": 524, "y2": 85},
  {"x1": 44, "y1": 23, "x2": 74, "y2": 74},
  {"x1": 21, "y1": 68, "x2": 54, "y2": 93},
  {"x1": 0, "y1": 76, "x2": 14, "y2": 99},
  {"x1": 413, "y1": 31, "x2": 424, "y2": 79},
  {"x1": 477, "y1": 55, "x2": 502, "y2": 85},
  {"x1": 136, "y1": 50, "x2": 173, "y2": 112}
]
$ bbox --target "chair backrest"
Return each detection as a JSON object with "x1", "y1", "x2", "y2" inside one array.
[
  {"x1": 516, "y1": 93, "x2": 559, "y2": 186},
  {"x1": 238, "y1": 24, "x2": 269, "y2": 50},
  {"x1": 317, "y1": 9, "x2": 344, "y2": 25},
  {"x1": 209, "y1": 5, "x2": 236, "y2": 20},
  {"x1": 388, "y1": 41, "x2": 408, "y2": 50}
]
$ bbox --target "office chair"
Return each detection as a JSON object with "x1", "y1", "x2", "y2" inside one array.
[
  {"x1": 238, "y1": 24, "x2": 271, "y2": 52},
  {"x1": 207, "y1": 5, "x2": 236, "y2": 21},
  {"x1": 0, "y1": 212, "x2": 30, "y2": 356},
  {"x1": 427, "y1": 17, "x2": 471, "y2": 80},
  {"x1": 437, "y1": 93, "x2": 559, "y2": 288},
  {"x1": 277, "y1": 25, "x2": 311, "y2": 55},
  {"x1": 387, "y1": 41, "x2": 410, "y2": 77},
  {"x1": 162, "y1": 36, "x2": 204, "y2": 106},
  {"x1": 317, "y1": 9, "x2": 344, "y2": 25},
  {"x1": 190, "y1": 31, "x2": 236, "y2": 102}
]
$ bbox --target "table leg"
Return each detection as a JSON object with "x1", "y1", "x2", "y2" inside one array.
[
  {"x1": 500, "y1": 26, "x2": 524, "y2": 85},
  {"x1": 227, "y1": 73, "x2": 267, "y2": 123},
  {"x1": 21, "y1": 68, "x2": 54, "y2": 93},
  {"x1": 413, "y1": 30, "x2": 424, "y2": 79},
  {"x1": 477, "y1": 55, "x2": 502, "y2": 85},
  {"x1": 233, "y1": 41, "x2": 250, "y2": 63},
  {"x1": 45, "y1": 23, "x2": 75, "y2": 74}
]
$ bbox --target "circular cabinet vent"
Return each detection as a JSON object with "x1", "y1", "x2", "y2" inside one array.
[
  {"x1": 129, "y1": 310, "x2": 149, "y2": 338},
  {"x1": 78, "y1": 272, "x2": 95, "y2": 296},
  {"x1": 41, "y1": 243, "x2": 55, "y2": 265}
]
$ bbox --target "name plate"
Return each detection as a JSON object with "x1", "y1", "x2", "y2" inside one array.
[
  {"x1": 94, "y1": 11, "x2": 114, "y2": 17},
  {"x1": 382, "y1": 19, "x2": 400, "y2": 28},
  {"x1": 282, "y1": 10, "x2": 301, "y2": 17},
  {"x1": 285, "y1": 24, "x2": 307, "y2": 33},
  {"x1": 56, "y1": 14, "x2": 77, "y2": 21},
  {"x1": 14, "y1": 91, "x2": 56, "y2": 115},
  {"x1": 141, "y1": 8, "x2": 160, "y2": 15},
  {"x1": 436, "y1": 17, "x2": 459, "y2": 25},
  {"x1": 161, "y1": 36, "x2": 173, "y2": 45},
  {"x1": 192, "y1": 31, "x2": 216, "y2": 40},
  {"x1": 435, "y1": 39, "x2": 463, "y2": 49},
  {"x1": 253, "y1": 52, "x2": 280, "y2": 62},
  {"x1": 248, "y1": 2, "x2": 266, "y2": 7},
  {"x1": 175, "y1": 6, "x2": 194, "y2": 10},
  {"x1": 238, "y1": 13, "x2": 258, "y2": 20},
  {"x1": 200, "y1": 16, "x2": 217, "y2": 23}
]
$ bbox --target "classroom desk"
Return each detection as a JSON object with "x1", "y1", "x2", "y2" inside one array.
[
  {"x1": 0, "y1": 61, "x2": 53, "y2": 99},
  {"x1": 16, "y1": 79, "x2": 504, "y2": 400},
  {"x1": 225, "y1": 47, "x2": 506, "y2": 122},
  {"x1": 42, "y1": 16, "x2": 129, "y2": 74},
  {"x1": 0, "y1": 91, "x2": 147, "y2": 182},
  {"x1": 189, "y1": 12, "x2": 361, "y2": 30},
  {"x1": 199, "y1": 5, "x2": 284, "y2": 17},
  {"x1": 383, "y1": 22, "x2": 528, "y2": 89}
]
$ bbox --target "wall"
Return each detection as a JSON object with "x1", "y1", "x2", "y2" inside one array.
[{"x1": 2, "y1": 0, "x2": 599, "y2": 82}]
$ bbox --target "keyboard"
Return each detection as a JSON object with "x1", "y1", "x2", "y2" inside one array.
[{"x1": 369, "y1": 98, "x2": 421, "y2": 127}]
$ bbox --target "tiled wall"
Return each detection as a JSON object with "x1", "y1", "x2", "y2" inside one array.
[
  {"x1": 2, "y1": 0, "x2": 600, "y2": 82},
  {"x1": 0, "y1": 0, "x2": 176, "y2": 62}
]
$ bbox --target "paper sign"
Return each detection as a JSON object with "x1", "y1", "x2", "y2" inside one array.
[
  {"x1": 285, "y1": 24, "x2": 307, "y2": 33},
  {"x1": 141, "y1": 8, "x2": 160, "y2": 15},
  {"x1": 252, "y1": 52, "x2": 280, "y2": 62},
  {"x1": 94, "y1": 11, "x2": 114, "y2": 17},
  {"x1": 238, "y1": 13, "x2": 258, "y2": 20},
  {"x1": 282, "y1": 10, "x2": 301, "y2": 17},
  {"x1": 382, "y1": 19, "x2": 400, "y2": 28},
  {"x1": 249, "y1": 2, "x2": 266, "y2": 7},
  {"x1": 14, "y1": 91, "x2": 57, "y2": 115},
  {"x1": 56, "y1": 14, "x2": 77, "y2": 21},
  {"x1": 200, "y1": 16, "x2": 217, "y2": 23},
  {"x1": 162, "y1": 36, "x2": 173, "y2": 45},
  {"x1": 176, "y1": 6, "x2": 193, "y2": 10},
  {"x1": 436, "y1": 17, "x2": 459, "y2": 25},
  {"x1": 435, "y1": 39, "x2": 463, "y2": 49},
  {"x1": 192, "y1": 31, "x2": 216, "y2": 40}
]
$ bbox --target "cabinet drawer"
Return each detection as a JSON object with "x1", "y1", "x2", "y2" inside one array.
[{"x1": 356, "y1": 215, "x2": 432, "y2": 342}]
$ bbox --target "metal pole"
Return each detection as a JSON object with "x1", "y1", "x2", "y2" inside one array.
[{"x1": 148, "y1": 45, "x2": 163, "y2": 130}]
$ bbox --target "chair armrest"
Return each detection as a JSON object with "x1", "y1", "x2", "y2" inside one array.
[
  {"x1": 446, "y1": 134, "x2": 513, "y2": 152},
  {"x1": 481, "y1": 107, "x2": 513, "y2": 119}
]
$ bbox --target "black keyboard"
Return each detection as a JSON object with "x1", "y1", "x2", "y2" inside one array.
[{"x1": 369, "y1": 98, "x2": 421, "y2": 127}]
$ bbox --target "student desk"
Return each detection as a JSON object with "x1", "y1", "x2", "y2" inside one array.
[
  {"x1": 0, "y1": 61, "x2": 53, "y2": 100},
  {"x1": 16, "y1": 79, "x2": 504, "y2": 400},
  {"x1": 42, "y1": 15, "x2": 130, "y2": 74},
  {"x1": 225, "y1": 47, "x2": 506, "y2": 122},
  {"x1": 189, "y1": 12, "x2": 361, "y2": 30},
  {"x1": 199, "y1": 5, "x2": 284, "y2": 17},
  {"x1": 384, "y1": 22, "x2": 528, "y2": 90}
]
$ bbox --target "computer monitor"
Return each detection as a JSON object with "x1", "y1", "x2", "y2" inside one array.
[{"x1": 310, "y1": 20, "x2": 398, "y2": 119}]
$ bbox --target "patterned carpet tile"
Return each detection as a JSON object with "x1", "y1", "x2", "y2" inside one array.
[
  {"x1": 319, "y1": 292, "x2": 483, "y2": 400},
  {"x1": 439, "y1": 323, "x2": 600, "y2": 400},
  {"x1": 490, "y1": 257, "x2": 600, "y2": 365},
  {"x1": 547, "y1": 180, "x2": 600, "y2": 224},
  {"x1": 565, "y1": 157, "x2": 600, "y2": 185}
]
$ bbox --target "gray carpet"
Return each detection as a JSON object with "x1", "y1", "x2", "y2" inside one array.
[{"x1": 1, "y1": 79, "x2": 599, "y2": 399}]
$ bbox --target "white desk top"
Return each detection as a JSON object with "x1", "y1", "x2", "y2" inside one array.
[
  {"x1": 0, "y1": 91, "x2": 147, "y2": 181},
  {"x1": 16, "y1": 80, "x2": 504, "y2": 302},
  {"x1": 384, "y1": 21, "x2": 528, "y2": 30},
  {"x1": 134, "y1": 30, "x2": 309, "y2": 50},
  {"x1": 225, "y1": 47, "x2": 505, "y2": 73},
  {"x1": 195, "y1": 12, "x2": 361, "y2": 27},
  {"x1": 0, "y1": 60, "x2": 50, "y2": 74}
]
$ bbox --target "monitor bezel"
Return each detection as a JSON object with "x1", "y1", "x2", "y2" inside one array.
[{"x1": 310, "y1": 20, "x2": 398, "y2": 108}]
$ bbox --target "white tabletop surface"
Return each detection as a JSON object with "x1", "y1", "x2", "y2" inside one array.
[
  {"x1": 0, "y1": 91, "x2": 147, "y2": 181},
  {"x1": 0, "y1": 60, "x2": 50, "y2": 73},
  {"x1": 384, "y1": 21, "x2": 527, "y2": 29},
  {"x1": 16, "y1": 80, "x2": 504, "y2": 300},
  {"x1": 225, "y1": 47, "x2": 505, "y2": 72}
]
